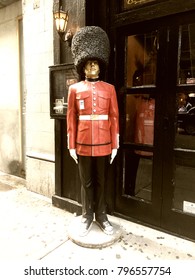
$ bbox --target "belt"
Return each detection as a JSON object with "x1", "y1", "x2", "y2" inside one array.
[{"x1": 79, "y1": 115, "x2": 108, "y2": 121}]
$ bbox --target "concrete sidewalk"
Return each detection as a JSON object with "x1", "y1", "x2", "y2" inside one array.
[{"x1": 0, "y1": 171, "x2": 195, "y2": 261}]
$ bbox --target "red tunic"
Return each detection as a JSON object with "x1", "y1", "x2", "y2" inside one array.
[{"x1": 67, "y1": 80, "x2": 119, "y2": 156}]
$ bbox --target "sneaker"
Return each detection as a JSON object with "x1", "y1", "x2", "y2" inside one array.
[
  {"x1": 96, "y1": 219, "x2": 114, "y2": 235},
  {"x1": 79, "y1": 217, "x2": 93, "y2": 237}
]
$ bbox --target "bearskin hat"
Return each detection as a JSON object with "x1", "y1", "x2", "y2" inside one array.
[{"x1": 71, "y1": 26, "x2": 110, "y2": 75}]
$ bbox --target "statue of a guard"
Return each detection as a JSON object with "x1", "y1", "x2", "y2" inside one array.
[{"x1": 67, "y1": 26, "x2": 119, "y2": 236}]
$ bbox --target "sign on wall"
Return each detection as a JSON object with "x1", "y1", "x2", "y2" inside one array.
[
  {"x1": 49, "y1": 63, "x2": 79, "y2": 119},
  {"x1": 124, "y1": 0, "x2": 156, "y2": 9}
]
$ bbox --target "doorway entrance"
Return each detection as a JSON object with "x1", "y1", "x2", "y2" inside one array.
[{"x1": 114, "y1": 14, "x2": 195, "y2": 240}]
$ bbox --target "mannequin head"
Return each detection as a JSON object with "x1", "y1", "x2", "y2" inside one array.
[{"x1": 84, "y1": 60, "x2": 100, "y2": 79}]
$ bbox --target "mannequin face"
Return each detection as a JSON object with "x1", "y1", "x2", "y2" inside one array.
[{"x1": 84, "y1": 60, "x2": 100, "y2": 79}]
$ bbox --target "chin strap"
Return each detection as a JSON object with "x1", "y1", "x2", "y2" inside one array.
[{"x1": 85, "y1": 77, "x2": 99, "y2": 82}]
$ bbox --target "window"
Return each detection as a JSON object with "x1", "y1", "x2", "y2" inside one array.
[
  {"x1": 126, "y1": 31, "x2": 158, "y2": 87},
  {"x1": 178, "y1": 24, "x2": 195, "y2": 85},
  {"x1": 173, "y1": 23, "x2": 195, "y2": 215}
]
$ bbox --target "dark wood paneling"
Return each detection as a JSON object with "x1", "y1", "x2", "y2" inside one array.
[
  {"x1": 54, "y1": 120, "x2": 63, "y2": 196},
  {"x1": 52, "y1": 0, "x2": 86, "y2": 205},
  {"x1": 113, "y1": 0, "x2": 195, "y2": 27},
  {"x1": 86, "y1": 0, "x2": 110, "y2": 30},
  {"x1": 60, "y1": 0, "x2": 86, "y2": 64},
  {"x1": 53, "y1": 0, "x2": 61, "y2": 65},
  {"x1": 52, "y1": 195, "x2": 82, "y2": 215},
  {"x1": 61, "y1": 121, "x2": 81, "y2": 203}
]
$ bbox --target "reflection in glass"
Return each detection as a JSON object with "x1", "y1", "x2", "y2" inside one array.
[
  {"x1": 125, "y1": 94, "x2": 155, "y2": 149},
  {"x1": 174, "y1": 90, "x2": 195, "y2": 215},
  {"x1": 175, "y1": 23, "x2": 195, "y2": 214},
  {"x1": 123, "y1": 151, "x2": 153, "y2": 201},
  {"x1": 124, "y1": 30, "x2": 157, "y2": 201},
  {"x1": 178, "y1": 24, "x2": 195, "y2": 85},
  {"x1": 123, "y1": 94, "x2": 155, "y2": 201},
  {"x1": 126, "y1": 31, "x2": 157, "y2": 87},
  {"x1": 173, "y1": 156, "x2": 195, "y2": 215},
  {"x1": 176, "y1": 92, "x2": 195, "y2": 146}
]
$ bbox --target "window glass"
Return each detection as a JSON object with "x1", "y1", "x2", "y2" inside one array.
[
  {"x1": 176, "y1": 92, "x2": 195, "y2": 145},
  {"x1": 174, "y1": 90, "x2": 195, "y2": 214},
  {"x1": 123, "y1": 150, "x2": 153, "y2": 201},
  {"x1": 124, "y1": 30, "x2": 157, "y2": 201},
  {"x1": 126, "y1": 31, "x2": 158, "y2": 87},
  {"x1": 123, "y1": 94, "x2": 155, "y2": 201},
  {"x1": 178, "y1": 24, "x2": 195, "y2": 85},
  {"x1": 173, "y1": 153, "x2": 195, "y2": 216},
  {"x1": 124, "y1": 94, "x2": 155, "y2": 147},
  {"x1": 173, "y1": 40, "x2": 195, "y2": 214}
]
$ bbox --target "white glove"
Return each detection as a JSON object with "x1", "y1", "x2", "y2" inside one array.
[
  {"x1": 69, "y1": 149, "x2": 78, "y2": 164},
  {"x1": 110, "y1": 149, "x2": 117, "y2": 164}
]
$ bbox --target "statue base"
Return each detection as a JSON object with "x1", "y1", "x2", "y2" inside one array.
[{"x1": 68, "y1": 215, "x2": 122, "y2": 248}]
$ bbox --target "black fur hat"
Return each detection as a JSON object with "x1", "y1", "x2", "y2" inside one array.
[{"x1": 71, "y1": 26, "x2": 110, "y2": 75}]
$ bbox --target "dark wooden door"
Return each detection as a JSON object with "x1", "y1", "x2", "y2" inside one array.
[{"x1": 113, "y1": 13, "x2": 195, "y2": 240}]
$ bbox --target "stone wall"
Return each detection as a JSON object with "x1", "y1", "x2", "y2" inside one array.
[
  {"x1": 0, "y1": 1, "x2": 23, "y2": 175},
  {"x1": 23, "y1": 0, "x2": 55, "y2": 197}
]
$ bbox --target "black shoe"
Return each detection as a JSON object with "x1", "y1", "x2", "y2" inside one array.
[
  {"x1": 96, "y1": 218, "x2": 114, "y2": 235},
  {"x1": 79, "y1": 217, "x2": 93, "y2": 237}
]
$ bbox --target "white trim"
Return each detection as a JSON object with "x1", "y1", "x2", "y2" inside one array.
[{"x1": 79, "y1": 115, "x2": 108, "y2": 121}]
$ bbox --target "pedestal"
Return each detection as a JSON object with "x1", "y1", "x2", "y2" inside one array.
[{"x1": 68, "y1": 215, "x2": 122, "y2": 248}]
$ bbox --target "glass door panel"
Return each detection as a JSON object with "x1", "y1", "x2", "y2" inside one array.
[
  {"x1": 173, "y1": 153, "x2": 195, "y2": 215},
  {"x1": 173, "y1": 23, "x2": 195, "y2": 215},
  {"x1": 123, "y1": 150, "x2": 153, "y2": 200},
  {"x1": 126, "y1": 31, "x2": 157, "y2": 87},
  {"x1": 177, "y1": 92, "x2": 195, "y2": 137},
  {"x1": 178, "y1": 24, "x2": 195, "y2": 85},
  {"x1": 123, "y1": 95, "x2": 155, "y2": 201},
  {"x1": 122, "y1": 30, "x2": 157, "y2": 202},
  {"x1": 174, "y1": 91, "x2": 195, "y2": 214}
]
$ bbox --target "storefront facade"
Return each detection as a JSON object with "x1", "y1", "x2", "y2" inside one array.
[{"x1": 51, "y1": 0, "x2": 195, "y2": 241}]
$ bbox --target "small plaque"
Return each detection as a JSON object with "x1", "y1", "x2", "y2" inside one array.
[{"x1": 183, "y1": 201, "x2": 195, "y2": 215}]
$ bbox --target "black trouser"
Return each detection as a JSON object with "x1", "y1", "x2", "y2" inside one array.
[{"x1": 78, "y1": 155, "x2": 109, "y2": 221}]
